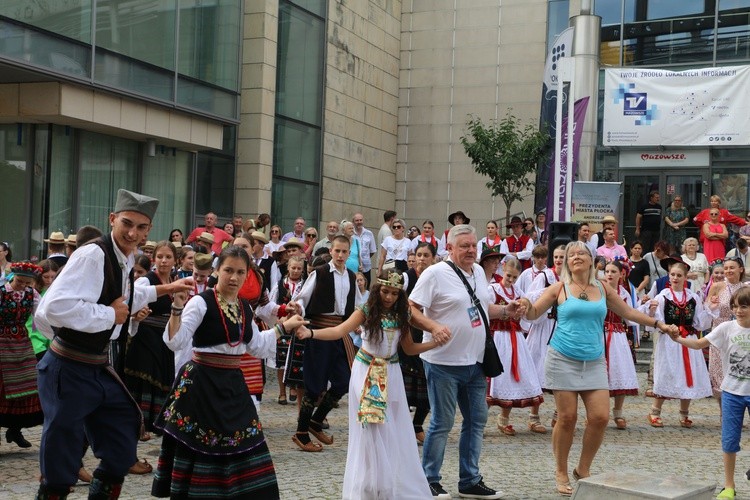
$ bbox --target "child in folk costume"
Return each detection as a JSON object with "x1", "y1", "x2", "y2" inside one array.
[
  {"x1": 269, "y1": 255, "x2": 305, "y2": 406},
  {"x1": 487, "y1": 257, "x2": 546, "y2": 435},
  {"x1": 666, "y1": 287, "x2": 750, "y2": 500},
  {"x1": 294, "y1": 271, "x2": 445, "y2": 499},
  {"x1": 173, "y1": 253, "x2": 215, "y2": 375},
  {"x1": 641, "y1": 255, "x2": 713, "y2": 428},
  {"x1": 602, "y1": 261, "x2": 640, "y2": 430},
  {"x1": 521, "y1": 245, "x2": 566, "y2": 426}
]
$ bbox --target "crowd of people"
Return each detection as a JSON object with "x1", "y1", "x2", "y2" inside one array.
[{"x1": 1, "y1": 192, "x2": 749, "y2": 499}]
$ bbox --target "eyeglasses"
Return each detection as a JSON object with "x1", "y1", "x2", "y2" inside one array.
[
  {"x1": 392, "y1": 225, "x2": 403, "y2": 229},
  {"x1": 306, "y1": 233, "x2": 316, "y2": 238},
  {"x1": 271, "y1": 230, "x2": 280, "y2": 233}
]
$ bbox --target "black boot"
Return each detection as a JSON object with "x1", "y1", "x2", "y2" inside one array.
[
  {"x1": 6, "y1": 428, "x2": 31, "y2": 448},
  {"x1": 35, "y1": 483, "x2": 70, "y2": 500}
]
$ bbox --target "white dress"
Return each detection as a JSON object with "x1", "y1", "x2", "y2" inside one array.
[
  {"x1": 488, "y1": 282, "x2": 544, "y2": 406},
  {"x1": 343, "y1": 314, "x2": 431, "y2": 500},
  {"x1": 605, "y1": 286, "x2": 639, "y2": 395},
  {"x1": 521, "y1": 269, "x2": 559, "y2": 389},
  {"x1": 640, "y1": 288, "x2": 712, "y2": 399}
]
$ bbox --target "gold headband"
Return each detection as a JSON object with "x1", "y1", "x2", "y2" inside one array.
[{"x1": 377, "y1": 271, "x2": 403, "y2": 289}]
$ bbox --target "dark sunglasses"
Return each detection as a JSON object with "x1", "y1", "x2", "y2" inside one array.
[
  {"x1": 392, "y1": 225, "x2": 403, "y2": 229},
  {"x1": 306, "y1": 233, "x2": 316, "y2": 238}
]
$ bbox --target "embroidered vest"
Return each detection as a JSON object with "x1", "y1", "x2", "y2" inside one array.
[{"x1": 192, "y1": 290, "x2": 254, "y2": 348}]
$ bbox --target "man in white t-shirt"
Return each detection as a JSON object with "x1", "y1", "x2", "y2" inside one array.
[{"x1": 409, "y1": 224, "x2": 518, "y2": 500}]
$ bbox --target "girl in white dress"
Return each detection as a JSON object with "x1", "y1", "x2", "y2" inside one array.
[
  {"x1": 487, "y1": 257, "x2": 545, "y2": 435},
  {"x1": 521, "y1": 245, "x2": 565, "y2": 427},
  {"x1": 295, "y1": 271, "x2": 444, "y2": 499},
  {"x1": 641, "y1": 255, "x2": 713, "y2": 428},
  {"x1": 602, "y1": 261, "x2": 639, "y2": 429}
]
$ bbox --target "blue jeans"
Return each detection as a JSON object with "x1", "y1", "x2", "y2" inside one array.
[{"x1": 422, "y1": 361, "x2": 488, "y2": 489}]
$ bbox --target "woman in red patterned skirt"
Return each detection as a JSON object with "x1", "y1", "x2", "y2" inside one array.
[{"x1": 0, "y1": 261, "x2": 43, "y2": 448}]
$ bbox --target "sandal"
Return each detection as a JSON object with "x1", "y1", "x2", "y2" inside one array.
[
  {"x1": 139, "y1": 431, "x2": 151, "y2": 442},
  {"x1": 645, "y1": 389, "x2": 655, "y2": 398},
  {"x1": 614, "y1": 416, "x2": 627, "y2": 430},
  {"x1": 277, "y1": 395, "x2": 287, "y2": 405},
  {"x1": 556, "y1": 481, "x2": 573, "y2": 497},
  {"x1": 528, "y1": 420, "x2": 548, "y2": 434},
  {"x1": 292, "y1": 433, "x2": 323, "y2": 452},
  {"x1": 289, "y1": 392, "x2": 297, "y2": 402},
  {"x1": 572, "y1": 468, "x2": 589, "y2": 481},
  {"x1": 647, "y1": 413, "x2": 663, "y2": 428},
  {"x1": 309, "y1": 427, "x2": 334, "y2": 445},
  {"x1": 680, "y1": 416, "x2": 693, "y2": 428},
  {"x1": 499, "y1": 424, "x2": 516, "y2": 436},
  {"x1": 128, "y1": 458, "x2": 153, "y2": 475}
]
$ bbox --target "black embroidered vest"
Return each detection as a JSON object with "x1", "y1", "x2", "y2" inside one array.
[
  {"x1": 193, "y1": 289, "x2": 254, "y2": 348},
  {"x1": 305, "y1": 265, "x2": 356, "y2": 318},
  {"x1": 56, "y1": 235, "x2": 130, "y2": 354}
]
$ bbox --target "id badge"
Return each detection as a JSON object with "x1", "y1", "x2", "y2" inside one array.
[{"x1": 467, "y1": 306, "x2": 481, "y2": 328}]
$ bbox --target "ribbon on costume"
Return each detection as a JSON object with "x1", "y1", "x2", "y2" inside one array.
[
  {"x1": 509, "y1": 322, "x2": 520, "y2": 382},
  {"x1": 679, "y1": 326, "x2": 693, "y2": 388},
  {"x1": 356, "y1": 349, "x2": 399, "y2": 426}
]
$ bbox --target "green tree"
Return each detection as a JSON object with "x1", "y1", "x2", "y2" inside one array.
[{"x1": 460, "y1": 113, "x2": 549, "y2": 226}]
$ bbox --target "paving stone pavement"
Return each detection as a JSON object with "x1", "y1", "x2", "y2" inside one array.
[{"x1": 0, "y1": 372, "x2": 737, "y2": 499}]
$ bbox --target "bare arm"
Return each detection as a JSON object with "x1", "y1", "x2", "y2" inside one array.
[
  {"x1": 296, "y1": 309, "x2": 366, "y2": 341},
  {"x1": 520, "y1": 281, "x2": 564, "y2": 321},
  {"x1": 409, "y1": 300, "x2": 450, "y2": 344},
  {"x1": 377, "y1": 247, "x2": 386, "y2": 275},
  {"x1": 399, "y1": 327, "x2": 444, "y2": 355},
  {"x1": 669, "y1": 332, "x2": 711, "y2": 350},
  {"x1": 605, "y1": 284, "x2": 678, "y2": 334},
  {"x1": 635, "y1": 213, "x2": 643, "y2": 236}
]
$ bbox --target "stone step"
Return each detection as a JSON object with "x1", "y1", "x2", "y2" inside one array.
[{"x1": 572, "y1": 471, "x2": 715, "y2": 499}]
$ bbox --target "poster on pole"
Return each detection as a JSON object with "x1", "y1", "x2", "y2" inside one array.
[
  {"x1": 603, "y1": 65, "x2": 750, "y2": 146},
  {"x1": 571, "y1": 181, "x2": 622, "y2": 233}
]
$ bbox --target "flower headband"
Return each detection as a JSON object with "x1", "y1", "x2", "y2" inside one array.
[{"x1": 10, "y1": 261, "x2": 42, "y2": 278}]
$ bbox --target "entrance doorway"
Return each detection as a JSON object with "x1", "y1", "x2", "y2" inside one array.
[{"x1": 621, "y1": 171, "x2": 707, "y2": 250}]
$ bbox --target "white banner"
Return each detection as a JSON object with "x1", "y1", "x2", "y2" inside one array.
[
  {"x1": 603, "y1": 65, "x2": 750, "y2": 146},
  {"x1": 619, "y1": 149, "x2": 709, "y2": 167},
  {"x1": 542, "y1": 28, "x2": 574, "y2": 93},
  {"x1": 571, "y1": 181, "x2": 622, "y2": 233}
]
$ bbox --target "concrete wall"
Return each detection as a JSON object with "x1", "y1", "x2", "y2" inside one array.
[
  {"x1": 235, "y1": 0, "x2": 279, "y2": 219},
  {"x1": 321, "y1": 0, "x2": 402, "y2": 230},
  {"x1": 396, "y1": 0, "x2": 547, "y2": 231}
]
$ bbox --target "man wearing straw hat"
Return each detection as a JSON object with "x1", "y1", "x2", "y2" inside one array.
[
  {"x1": 35, "y1": 189, "x2": 194, "y2": 499},
  {"x1": 44, "y1": 231, "x2": 68, "y2": 268}
]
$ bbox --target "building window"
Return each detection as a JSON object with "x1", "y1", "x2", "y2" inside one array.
[{"x1": 272, "y1": 1, "x2": 326, "y2": 231}]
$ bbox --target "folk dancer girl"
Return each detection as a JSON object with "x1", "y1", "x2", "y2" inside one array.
[
  {"x1": 521, "y1": 245, "x2": 565, "y2": 427},
  {"x1": 477, "y1": 220, "x2": 502, "y2": 256},
  {"x1": 487, "y1": 257, "x2": 546, "y2": 436},
  {"x1": 400, "y1": 242, "x2": 436, "y2": 444},
  {"x1": 0, "y1": 262, "x2": 43, "y2": 448},
  {"x1": 152, "y1": 245, "x2": 307, "y2": 498},
  {"x1": 269, "y1": 255, "x2": 306, "y2": 406},
  {"x1": 602, "y1": 261, "x2": 640, "y2": 430},
  {"x1": 411, "y1": 220, "x2": 445, "y2": 258},
  {"x1": 294, "y1": 271, "x2": 445, "y2": 499},
  {"x1": 124, "y1": 241, "x2": 179, "y2": 439},
  {"x1": 641, "y1": 255, "x2": 713, "y2": 428}
]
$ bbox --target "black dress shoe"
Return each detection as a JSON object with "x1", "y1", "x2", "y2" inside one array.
[{"x1": 6, "y1": 428, "x2": 32, "y2": 448}]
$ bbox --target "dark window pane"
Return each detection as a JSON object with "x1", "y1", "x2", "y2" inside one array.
[
  {"x1": 272, "y1": 180, "x2": 319, "y2": 232},
  {"x1": 273, "y1": 119, "x2": 321, "y2": 183},
  {"x1": 195, "y1": 152, "x2": 234, "y2": 220},
  {"x1": 0, "y1": 2, "x2": 92, "y2": 42}
]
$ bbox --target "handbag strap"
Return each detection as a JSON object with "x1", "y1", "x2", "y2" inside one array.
[{"x1": 446, "y1": 261, "x2": 491, "y2": 338}]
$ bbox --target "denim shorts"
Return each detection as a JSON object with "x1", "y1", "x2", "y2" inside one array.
[{"x1": 721, "y1": 390, "x2": 750, "y2": 453}]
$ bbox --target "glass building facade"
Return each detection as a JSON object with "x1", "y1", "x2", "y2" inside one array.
[
  {"x1": 557, "y1": 0, "x2": 750, "y2": 244},
  {"x1": 0, "y1": 1, "x2": 240, "y2": 259},
  {"x1": 271, "y1": 0, "x2": 326, "y2": 232}
]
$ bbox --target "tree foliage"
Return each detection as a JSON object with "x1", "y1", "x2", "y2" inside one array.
[{"x1": 460, "y1": 113, "x2": 549, "y2": 225}]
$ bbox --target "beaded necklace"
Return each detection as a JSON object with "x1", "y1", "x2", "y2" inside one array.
[
  {"x1": 669, "y1": 287, "x2": 688, "y2": 309},
  {"x1": 214, "y1": 289, "x2": 244, "y2": 347}
]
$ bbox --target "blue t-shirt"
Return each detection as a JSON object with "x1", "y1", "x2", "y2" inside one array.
[{"x1": 549, "y1": 282, "x2": 607, "y2": 361}]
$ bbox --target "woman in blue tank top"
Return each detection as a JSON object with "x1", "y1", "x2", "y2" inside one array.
[{"x1": 519, "y1": 240, "x2": 677, "y2": 496}]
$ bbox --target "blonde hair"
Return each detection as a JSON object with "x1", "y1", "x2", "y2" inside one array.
[
  {"x1": 560, "y1": 241, "x2": 596, "y2": 286},
  {"x1": 681, "y1": 237, "x2": 699, "y2": 253}
]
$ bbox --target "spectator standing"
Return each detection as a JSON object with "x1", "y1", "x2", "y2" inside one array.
[
  {"x1": 282, "y1": 217, "x2": 306, "y2": 243},
  {"x1": 411, "y1": 220, "x2": 446, "y2": 258},
  {"x1": 501, "y1": 216, "x2": 533, "y2": 270},
  {"x1": 478, "y1": 220, "x2": 502, "y2": 256},
  {"x1": 313, "y1": 221, "x2": 340, "y2": 254},
  {"x1": 590, "y1": 215, "x2": 620, "y2": 249},
  {"x1": 578, "y1": 222, "x2": 596, "y2": 256},
  {"x1": 408, "y1": 224, "x2": 512, "y2": 500},
  {"x1": 265, "y1": 225, "x2": 284, "y2": 256},
  {"x1": 378, "y1": 210, "x2": 397, "y2": 248},
  {"x1": 681, "y1": 237, "x2": 709, "y2": 292},
  {"x1": 635, "y1": 190, "x2": 663, "y2": 253},
  {"x1": 378, "y1": 219, "x2": 410, "y2": 273},
  {"x1": 644, "y1": 240, "x2": 671, "y2": 288},
  {"x1": 439, "y1": 211, "x2": 470, "y2": 250},
  {"x1": 725, "y1": 238, "x2": 750, "y2": 269},
  {"x1": 663, "y1": 195, "x2": 689, "y2": 251},
  {"x1": 186, "y1": 212, "x2": 234, "y2": 255},
  {"x1": 694, "y1": 195, "x2": 746, "y2": 246},
  {"x1": 44, "y1": 232, "x2": 68, "y2": 269},
  {"x1": 535, "y1": 211, "x2": 548, "y2": 245},
  {"x1": 596, "y1": 228, "x2": 627, "y2": 261},
  {"x1": 352, "y1": 213, "x2": 378, "y2": 286},
  {"x1": 627, "y1": 241, "x2": 650, "y2": 297},
  {"x1": 703, "y1": 208, "x2": 729, "y2": 264}
]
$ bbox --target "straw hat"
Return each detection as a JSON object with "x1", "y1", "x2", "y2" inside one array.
[{"x1": 44, "y1": 231, "x2": 66, "y2": 244}]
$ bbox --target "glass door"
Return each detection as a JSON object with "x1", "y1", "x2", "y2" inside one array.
[{"x1": 621, "y1": 170, "x2": 708, "y2": 249}]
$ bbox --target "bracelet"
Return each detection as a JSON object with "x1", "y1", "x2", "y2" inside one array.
[
  {"x1": 171, "y1": 310, "x2": 183, "y2": 317},
  {"x1": 310, "y1": 329, "x2": 315, "y2": 339},
  {"x1": 171, "y1": 305, "x2": 184, "y2": 311},
  {"x1": 653, "y1": 319, "x2": 659, "y2": 329},
  {"x1": 274, "y1": 324, "x2": 284, "y2": 339}
]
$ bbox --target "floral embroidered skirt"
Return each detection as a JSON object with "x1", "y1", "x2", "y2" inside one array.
[{"x1": 152, "y1": 361, "x2": 278, "y2": 498}]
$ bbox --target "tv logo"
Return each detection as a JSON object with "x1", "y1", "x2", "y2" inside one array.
[{"x1": 623, "y1": 93, "x2": 647, "y2": 116}]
